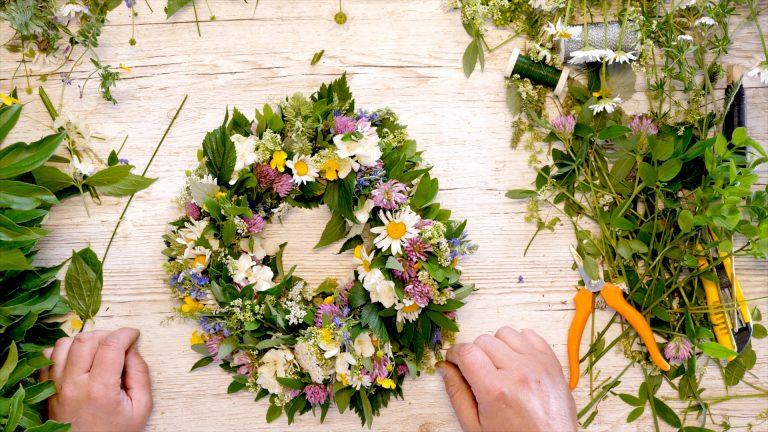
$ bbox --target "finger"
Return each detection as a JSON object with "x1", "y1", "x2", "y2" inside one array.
[
  {"x1": 125, "y1": 343, "x2": 153, "y2": 419},
  {"x1": 64, "y1": 330, "x2": 110, "y2": 379},
  {"x1": 495, "y1": 326, "x2": 534, "y2": 354},
  {"x1": 49, "y1": 337, "x2": 74, "y2": 381},
  {"x1": 90, "y1": 328, "x2": 140, "y2": 386},
  {"x1": 473, "y1": 334, "x2": 518, "y2": 369},
  {"x1": 39, "y1": 347, "x2": 53, "y2": 381},
  {"x1": 520, "y1": 328, "x2": 553, "y2": 354},
  {"x1": 445, "y1": 343, "x2": 497, "y2": 392},
  {"x1": 437, "y1": 361, "x2": 481, "y2": 432}
]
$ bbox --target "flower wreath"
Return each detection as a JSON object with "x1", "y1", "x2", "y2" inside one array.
[{"x1": 163, "y1": 75, "x2": 477, "y2": 426}]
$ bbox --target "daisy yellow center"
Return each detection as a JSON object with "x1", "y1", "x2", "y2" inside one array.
[
  {"x1": 320, "y1": 328, "x2": 334, "y2": 344},
  {"x1": 386, "y1": 221, "x2": 407, "y2": 240},
  {"x1": 322, "y1": 160, "x2": 340, "y2": 180},
  {"x1": 402, "y1": 303, "x2": 420, "y2": 313},
  {"x1": 354, "y1": 245, "x2": 363, "y2": 259},
  {"x1": 191, "y1": 255, "x2": 207, "y2": 269},
  {"x1": 294, "y1": 160, "x2": 309, "y2": 176}
]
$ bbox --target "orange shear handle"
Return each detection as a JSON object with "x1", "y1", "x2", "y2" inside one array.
[
  {"x1": 601, "y1": 283, "x2": 671, "y2": 372},
  {"x1": 567, "y1": 288, "x2": 594, "y2": 390}
]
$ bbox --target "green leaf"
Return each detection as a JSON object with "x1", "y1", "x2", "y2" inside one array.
[
  {"x1": 0, "y1": 341, "x2": 19, "y2": 389},
  {"x1": 276, "y1": 377, "x2": 306, "y2": 390},
  {"x1": 597, "y1": 125, "x2": 631, "y2": 140},
  {"x1": 505, "y1": 189, "x2": 537, "y2": 199},
  {"x1": 0, "y1": 180, "x2": 59, "y2": 210},
  {"x1": 360, "y1": 390, "x2": 373, "y2": 429},
  {"x1": 698, "y1": 341, "x2": 737, "y2": 359},
  {"x1": 347, "y1": 283, "x2": 368, "y2": 308},
  {"x1": 410, "y1": 173, "x2": 439, "y2": 209},
  {"x1": 32, "y1": 166, "x2": 76, "y2": 193},
  {"x1": 658, "y1": 159, "x2": 682, "y2": 181},
  {"x1": 0, "y1": 214, "x2": 46, "y2": 242},
  {"x1": 334, "y1": 387, "x2": 354, "y2": 413},
  {"x1": 425, "y1": 310, "x2": 459, "y2": 332},
  {"x1": 85, "y1": 166, "x2": 156, "y2": 197},
  {"x1": 0, "y1": 248, "x2": 30, "y2": 271},
  {"x1": 462, "y1": 40, "x2": 478, "y2": 78},
  {"x1": 616, "y1": 239, "x2": 633, "y2": 260},
  {"x1": 0, "y1": 104, "x2": 22, "y2": 144},
  {"x1": 678, "y1": 209, "x2": 693, "y2": 233},
  {"x1": 217, "y1": 337, "x2": 236, "y2": 359},
  {"x1": 582, "y1": 255, "x2": 600, "y2": 281},
  {"x1": 64, "y1": 248, "x2": 103, "y2": 322},
  {"x1": 323, "y1": 175, "x2": 355, "y2": 220},
  {"x1": 25, "y1": 421, "x2": 72, "y2": 432},
  {"x1": 202, "y1": 123, "x2": 236, "y2": 185},
  {"x1": 4, "y1": 386, "x2": 25, "y2": 432},
  {"x1": 650, "y1": 136, "x2": 674, "y2": 161},
  {"x1": 314, "y1": 212, "x2": 348, "y2": 248},
  {"x1": 651, "y1": 397, "x2": 681, "y2": 428},
  {"x1": 752, "y1": 323, "x2": 767, "y2": 339},
  {"x1": 0, "y1": 132, "x2": 65, "y2": 179},
  {"x1": 190, "y1": 356, "x2": 213, "y2": 371},
  {"x1": 384, "y1": 256, "x2": 404, "y2": 271},
  {"x1": 627, "y1": 406, "x2": 644, "y2": 422},
  {"x1": 638, "y1": 162, "x2": 657, "y2": 187},
  {"x1": 165, "y1": 0, "x2": 193, "y2": 18},
  {"x1": 310, "y1": 50, "x2": 324, "y2": 66},
  {"x1": 361, "y1": 303, "x2": 388, "y2": 342},
  {"x1": 618, "y1": 393, "x2": 643, "y2": 407},
  {"x1": 266, "y1": 403, "x2": 282, "y2": 423}
]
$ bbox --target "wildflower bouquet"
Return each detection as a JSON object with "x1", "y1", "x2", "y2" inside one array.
[
  {"x1": 0, "y1": 0, "x2": 137, "y2": 103},
  {"x1": 162, "y1": 75, "x2": 476, "y2": 427}
]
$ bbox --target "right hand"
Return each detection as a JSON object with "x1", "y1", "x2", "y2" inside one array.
[
  {"x1": 40, "y1": 328, "x2": 152, "y2": 432},
  {"x1": 438, "y1": 326, "x2": 577, "y2": 432}
]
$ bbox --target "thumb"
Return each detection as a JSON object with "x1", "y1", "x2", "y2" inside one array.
[{"x1": 437, "y1": 361, "x2": 481, "y2": 432}]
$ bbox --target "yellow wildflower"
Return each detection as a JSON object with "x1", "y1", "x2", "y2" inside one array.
[
  {"x1": 190, "y1": 330, "x2": 206, "y2": 345},
  {"x1": 320, "y1": 327, "x2": 334, "y2": 345},
  {"x1": 323, "y1": 296, "x2": 335, "y2": 304},
  {"x1": 69, "y1": 316, "x2": 84, "y2": 331},
  {"x1": 376, "y1": 377, "x2": 396, "y2": 389},
  {"x1": 0, "y1": 93, "x2": 20, "y2": 106},
  {"x1": 338, "y1": 373, "x2": 350, "y2": 386},
  {"x1": 180, "y1": 296, "x2": 204, "y2": 314},
  {"x1": 191, "y1": 255, "x2": 208, "y2": 270},
  {"x1": 270, "y1": 150, "x2": 288, "y2": 172},
  {"x1": 321, "y1": 159, "x2": 341, "y2": 180},
  {"x1": 215, "y1": 191, "x2": 227, "y2": 199}
]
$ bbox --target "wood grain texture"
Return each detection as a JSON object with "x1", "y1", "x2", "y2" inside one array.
[{"x1": 1, "y1": 1, "x2": 767, "y2": 431}]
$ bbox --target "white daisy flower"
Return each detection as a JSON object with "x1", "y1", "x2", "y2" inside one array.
[
  {"x1": 176, "y1": 219, "x2": 209, "y2": 247},
  {"x1": 230, "y1": 253, "x2": 274, "y2": 291},
  {"x1": 695, "y1": 16, "x2": 715, "y2": 27},
  {"x1": 370, "y1": 207, "x2": 420, "y2": 255},
  {"x1": 285, "y1": 154, "x2": 318, "y2": 185},
  {"x1": 183, "y1": 246, "x2": 211, "y2": 274},
  {"x1": 589, "y1": 97, "x2": 624, "y2": 114},
  {"x1": 396, "y1": 299, "x2": 422, "y2": 324},
  {"x1": 55, "y1": 3, "x2": 90, "y2": 23},
  {"x1": 569, "y1": 48, "x2": 613, "y2": 64},
  {"x1": 747, "y1": 61, "x2": 768, "y2": 85},
  {"x1": 609, "y1": 50, "x2": 637, "y2": 64},
  {"x1": 677, "y1": 34, "x2": 694, "y2": 43},
  {"x1": 544, "y1": 18, "x2": 579, "y2": 40},
  {"x1": 353, "y1": 245, "x2": 375, "y2": 282}
]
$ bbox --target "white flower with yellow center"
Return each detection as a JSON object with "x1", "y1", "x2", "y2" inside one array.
[
  {"x1": 353, "y1": 245, "x2": 375, "y2": 282},
  {"x1": 544, "y1": 18, "x2": 579, "y2": 40},
  {"x1": 317, "y1": 327, "x2": 342, "y2": 358},
  {"x1": 370, "y1": 207, "x2": 420, "y2": 255},
  {"x1": 353, "y1": 332, "x2": 376, "y2": 358},
  {"x1": 396, "y1": 299, "x2": 422, "y2": 324},
  {"x1": 589, "y1": 97, "x2": 623, "y2": 114},
  {"x1": 748, "y1": 61, "x2": 768, "y2": 85},
  {"x1": 286, "y1": 154, "x2": 318, "y2": 185},
  {"x1": 176, "y1": 219, "x2": 209, "y2": 248},
  {"x1": 231, "y1": 253, "x2": 274, "y2": 291},
  {"x1": 183, "y1": 246, "x2": 211, "y2": 274},
  {"x1": 362, "y1": 269, "x2": 397, "y2": 308}
]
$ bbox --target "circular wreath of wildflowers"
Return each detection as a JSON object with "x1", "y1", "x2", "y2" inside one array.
[{"x1": 162, "y1": 75, "x2": 477, "y2": 426}]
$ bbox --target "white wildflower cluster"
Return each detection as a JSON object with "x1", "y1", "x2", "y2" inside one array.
[
  {"x1": 285, "y1": 300, "x2": 307, "y2": 326},
  {"x1": 218, "y1": 298, "x2": 263, "y2": 327}
]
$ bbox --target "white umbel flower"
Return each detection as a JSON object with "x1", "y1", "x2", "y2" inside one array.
[
  {"x1": 285, "y1": 154, "x2": 318, "y2": 185},
  {"x1": 370, "y1": 207, "x2": 420, "y2": 255},
  {"x1": 695, "y1": 16, "x2": 715, "y2": 26}
]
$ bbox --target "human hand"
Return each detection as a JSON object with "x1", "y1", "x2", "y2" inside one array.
[
  {"x1": 39, "y1": 328, "x2": 152, "y2": 432},
  {"x1": 438, "y1": 327, "x2": 577, "y2": 432}
]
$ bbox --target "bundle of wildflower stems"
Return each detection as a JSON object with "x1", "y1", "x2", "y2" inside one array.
[{"x1": 477, "y1": 0, "x2": 768, "y2": 429}]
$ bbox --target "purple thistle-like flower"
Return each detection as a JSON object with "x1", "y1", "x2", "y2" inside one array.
[
  {"x1": 391, "y1": 258, "x2": 418, "y2": 281},
  {"x1": 371, "y1": 180, "x2": 408, "y2": 210},
  {"x1": 185, "y1": 202, "x2": 202, "y2": 221},
  {"x1": 415, "y1": 219, "x2": 433, "y2": 229},
  {"x1": 664, "y1": 336, "x2": 693, "y2": 364},
  {"x1": 551, "y1": 114, "x2": 576, "y2": 136},
  {"x1": 337, "y1": 280, "x2": 354, "y2": 307},
  {"x1": 255, "y1": 164, "x2": 278, "y2": 188},
  {"x1": 396, "y1": 363, "x2": 410, "y2": 377},
  {"x1": 242, "y1": 215, "x2": 266, "y2": 234},
  {"x1": 231, "y1": 351, "x2": 255, "y2": 376},
  {"x1": 404, "y1": 280, "x2": 432, "y2": 307},
  {"x1": 205, "y1": 334, "x2": 224, "y2": 356},
  {"x1": 315, "y1": 303, "x2": 343, "y2": 327},
  {"x1": 370, "y1": 357, "x2": 389, "y2": 380},
  {"x1": 333, "y1": 115, "x2": 357, "y2": 135},
  {"x1": 304, "y1": 384, "x2": 329, "y2": 405},
  {"x1": 404, "y1": 237, "x2": 431, "y2": 263},
  {"x1": 272, "y1": 173, "x2": 294, "y2": 197},
  {"x1": 629, "y1": 115, "x2": 659, "y2": 135}
]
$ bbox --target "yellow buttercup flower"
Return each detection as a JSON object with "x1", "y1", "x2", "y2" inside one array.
[
  {"x1": 180, "y1": 296, "x2": 204, "y2": 314},
  {"x1": 270, "y1": 150, "x2": 288, "y2": 172},
  {"x1": 376, "y1": 377, "x2": 396, "y2": 389},
  {"x1": 323, "y1": 296, "x2": 335, "y2": 304},
  {"x1": 0, "y1": 93, "x2": 20, "y2": 106},
  {"x1": 321, "y1": 159, "x2": 341, "y2": 180},
  {"x1": 190, "y1": 330, "x2": 206, "y2": 345}
]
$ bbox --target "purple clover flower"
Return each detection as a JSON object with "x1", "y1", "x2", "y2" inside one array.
[
  {"x1": 396, "y1": 363, "x2": 410, "y2": 377},
  {"x1": 371, "y1": 179, "x2": 408, "y2": 210},
  {"x1": 272, "y1": 173, "x2": 294, "y2": 197},
  {"x1": 314, "y1": 303, "x2": 343, "y2": 327},
  {"x1": 629, "y1": 115, "x2": 659, "y2": 135},
  {"x1": 551, "y1": 114, "x2": 576, "y2": 136},
  {"x1": 333, "y1": 115, "x2": 357, "y2": 135},
  {"x1": 185, "y1": 202, "x2": 202, "y2": 221},
  {"x1": 404, "y1": 237, "x2": 431, "y2": 263},
  {"x1": 404, "y1": 280, "x2": 432, "y2": 307},
  {"x1": 664, "y1": 336, "x2": 693, "y2": 364},
  {"x1": 303, "y1": 384, "x2": 329, "y2": 405},
  {"x1": 242, "y1": 214, "x2": 266, "y2": 234}
]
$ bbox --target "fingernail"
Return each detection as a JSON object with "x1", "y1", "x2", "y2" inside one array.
[{"x1": 435, "y1": 361, "x2": 447, "y2": 377}]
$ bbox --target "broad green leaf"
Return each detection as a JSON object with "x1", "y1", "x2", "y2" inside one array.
[
  {"x1": 190, "y1": 356, "x2": 213, "y2": 371},
  {"x1": 276, "y1": 377, "x2": 306, "y2": 390},
  {"x1": 425, "y1": 310, "x2": 459, "y2": 332},
  {"x1": 0, "y1": 132, "x2": 65, "y2": 179},
  {"x1": 462, "y1": 40, "x2": 478, "y2": 78},
  {"x1": 266, "y1": 403, "x2": 282, "y2": 423},
  {"x1": 638, "y1": 162, "x2": 657, "y2": 187},
  {"x1": 64, "y1": 248, "x2": 103, "y2": 322},
  {"x1": 597, "y1": 125, "x2": 631, "y2": 141},
  {"x1": 314, "y1": 212, "x2": 348, "y2": 248},
  {"x1": 627, "y1": 406, "x2": 644, "y2": 422},
  {"x1": 651, "y1": 397, "x2": 681, "y2": 428},
  {"x1": 86, "y1": 166, "x2": 156, "y2": 197},
  {"x1": 360, "y1": 390, "x2": 373, "y2": 429},
  {"x1": 618, "y1": 393, "x2": 643, "y2": 407},
  {"x1": 582, "y1": 255, "x2": 600, "y2": 281},
  {"x1": 0, "y1": 214, "x2": 46, "y2": 242},
  {"x1": 678, "y1": 209, "x2": 693, "y2": 233},
  {"x1": 616, "y1": 239, "x2": 633, "y2": 260},
  {"x1": 0, "y1": 180, "x2": 58, "y2": 210},
  {"x1": 658, "y1": 159, "x2": 682, "y2": 181},
  {"x1": 650, "y1": 136, "x2": 674, "y2": 161},
  {"x1": 752, "y1": 323, "x2": 767, "y2": 339},
  {"x1": 323, "y1": 175, "x2": 355, "y2": 220},
  {"x1": 25, "y1": 421, "x2": 72, "y2": 432},
  {"x1": 410, "y1": 173, "x2": 438, "y2": 209},
  {"x1": 334, "y1": 387, "x2": 354, "y2": 413},
  {"x1": 0, "y1": 341, "x2": 19, "y2": 389},
  {"x1": 505, "y1": 189, "x2": 537, "y2": 199},
  {"x1": 0, "y1": 248, "x2": 30, "y2": 271},
  {"x1": 0, "y1": 104, "x2": 22, "y2": 144},
  {"x1": 32, "y1": 166, "x2": 76, "y2": 193},
  {"x1": 698, "y1": 341, "x2": 737, "y2": 359},
  {"x1": 4, "y1": 386, "x2": 24, "y2": 432},
  {"x1": 166, "y1": 0, "x2": 193, "y2": 18},
  {"x1": 202, "y1": 124, "x2": 236, "y2": 185}
]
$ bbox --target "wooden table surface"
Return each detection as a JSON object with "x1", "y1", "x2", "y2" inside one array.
[{"x1": 2, "y1": 1, "x2": 767, "y2": 431}]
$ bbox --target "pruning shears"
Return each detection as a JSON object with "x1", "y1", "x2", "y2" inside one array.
[{"x1": 567, "y1": 245, "x2": 670, "y2": 390}]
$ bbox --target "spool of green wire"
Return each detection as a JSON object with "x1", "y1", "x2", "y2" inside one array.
[{"x1": 505, "y1": 48, "x2": 570, "y2": 95}]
